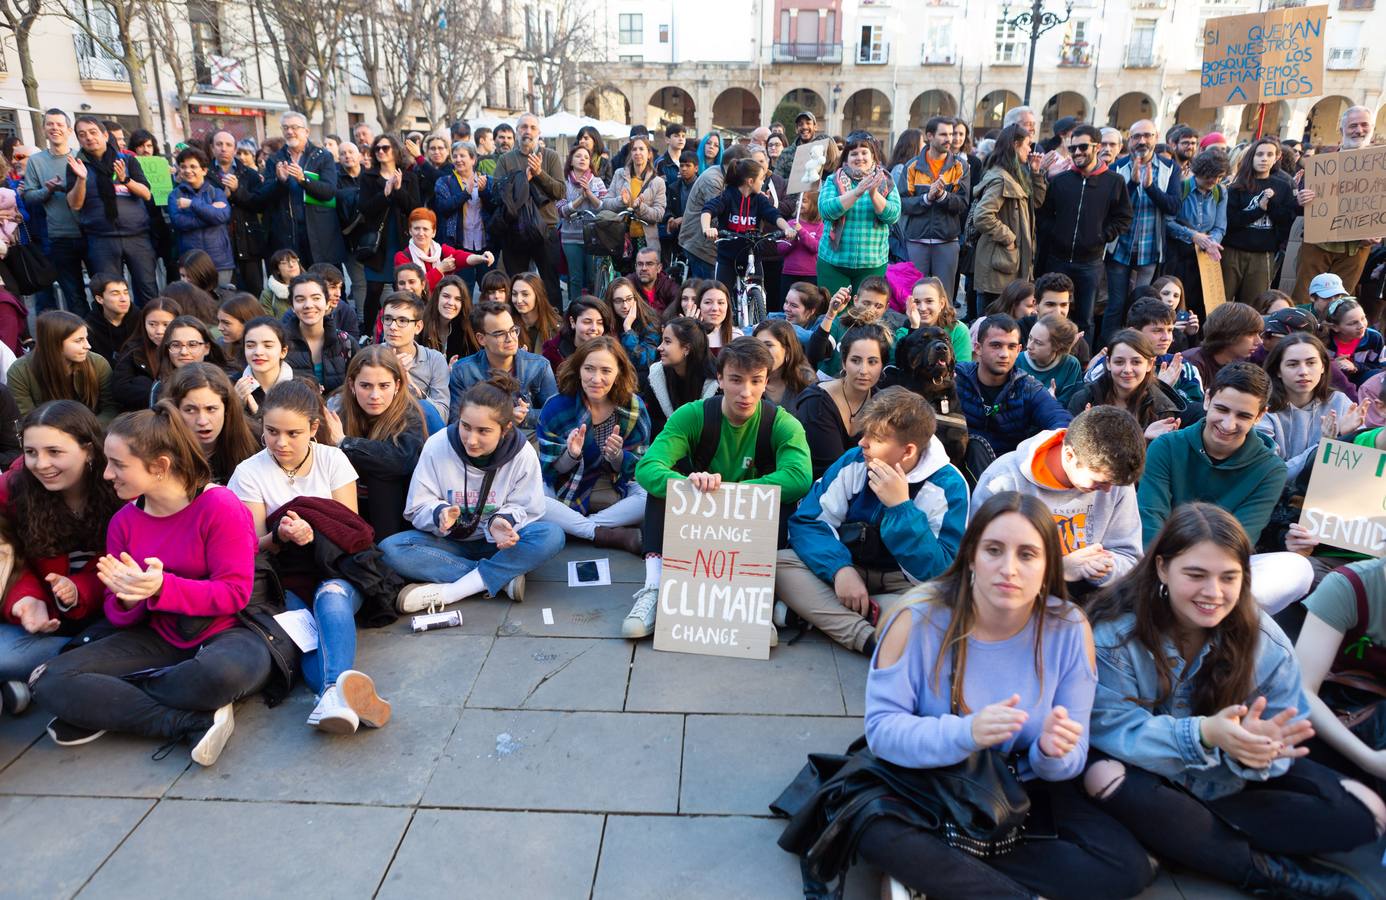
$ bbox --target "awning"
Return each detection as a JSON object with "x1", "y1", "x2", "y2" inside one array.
[{"x1": 188, "y1": 94, "x2": 291, "y2": 113}]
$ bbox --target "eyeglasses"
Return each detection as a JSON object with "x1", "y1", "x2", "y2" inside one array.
[
  {"x1": 485, "y1": 326, "x2": 521, "y2": 340},
  {"x1": 168, "y1": 340, "x2": 206, "y2": 352},
  {"x1": 381, "y1": 315, "x2": 419, "y2": 327},
  {"x1": 1067, "y1": 142, "x2": 1093, "y2": 153},
  {"x1": 1130, "y1": 132, "x2": 1157, "y2": 140}
]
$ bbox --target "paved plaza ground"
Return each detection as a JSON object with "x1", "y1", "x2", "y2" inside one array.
[{"x1": 0, "y1": 544, "x2": 1248, "y2": 899}]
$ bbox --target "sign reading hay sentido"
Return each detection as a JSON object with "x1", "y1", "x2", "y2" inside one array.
[
  {"x1": 1298, "y1": 438, "x2": 1386, "y2": 557},
  {"x1": 1200, "y1": 6, "x2": 1326, "y2": 108},
  {"x1": 653, "y1": 480, "x2": 780, "y2": 660},
  {"x1": 1301, "y1": 145, "x2": 1386, "y2": 244}
]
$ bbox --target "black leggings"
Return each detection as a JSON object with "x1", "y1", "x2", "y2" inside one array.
[
  {"x1": 1093, "y1": 757, "x2": 1377, "y2": 884},
  {"x1": 34, "y1": 625, "x2": 272, "y2": 741},
  {"x1": 856, "y1": 779, "x2": 1152, "y2": 900}
]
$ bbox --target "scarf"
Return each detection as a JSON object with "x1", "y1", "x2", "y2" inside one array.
[
  {"x1": 408, "y1": 240, "x2": 443, "y2": 269},
  {"x1": 828, "y1": 165, "x2": 895, "y2": 251},
  {"x1": 570, "y1": 169, "x2": 594, "y2": 190},
  {"x1": 82, "y1": 139, "x2": 122, "y2": 223}
]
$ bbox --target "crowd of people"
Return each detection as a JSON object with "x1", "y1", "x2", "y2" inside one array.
[{"x1": 0, "y1": 99, "x2": 1384, "y2": 898}]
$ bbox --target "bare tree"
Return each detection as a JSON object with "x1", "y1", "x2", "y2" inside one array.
[
  {"x1": 511, "y1": 0, "x2": 597, "y2": 116},
  {"x1": 0, "y1": 0, "x2": 44, "y2": 136},
  {"x1": 251, "y1": 0, "x2": 349, "y2": 129},
  {"x1": 44, "y1": 0, "x2": 155, "y2": 126},
  {"x1": 138, "y1": 0, "x2": 199, "y2": 142},
  {"x1": 421, "y1": 0, "x2": 515, "y2": 127},
  {"x1": 345, "y1": 0, "x2": 431, "y2": 134}
]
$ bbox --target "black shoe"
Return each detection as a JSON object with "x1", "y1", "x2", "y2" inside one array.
[
  {"x1": 1244, "y1": 851, "x2": 1377, "y2": 899},
  {"x1": 46, "y1": 717, "x2": 106, "y2": 747},
  {"x1": 1, "y1": 679, "x2": 30, "y2": 715}
]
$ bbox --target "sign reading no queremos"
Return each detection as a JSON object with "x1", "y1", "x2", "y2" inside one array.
[
  {"x1": 1298, "y1": 438, "x2": 1386, "y2": 557},
  {"x1": 1200, "y1": 6, "x2": 1326, "y2": 108},
  {"x1": 653, "y1": 479, "x2": 780, "y2": 660},
  {"x1": 1301, "y1": 145, "x2": 1386, "y2": 244}
]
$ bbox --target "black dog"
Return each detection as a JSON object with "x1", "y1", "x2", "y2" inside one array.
[{"x1": 883, "y1": 325, "x2": 960, "y2": 417}]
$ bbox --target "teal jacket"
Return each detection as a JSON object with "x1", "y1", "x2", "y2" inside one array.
[{"x1": 1136, "y1": 421, "x2": 1287, "y2": 545}]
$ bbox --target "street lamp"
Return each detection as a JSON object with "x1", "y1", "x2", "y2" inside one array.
[{"x1": 1001, "y1": 0, "x2": 1073, "y2": 106}]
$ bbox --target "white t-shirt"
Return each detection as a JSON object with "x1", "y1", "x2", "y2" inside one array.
[{"x1": 228, "y1": 444, "x2": 359, "y2": 514}]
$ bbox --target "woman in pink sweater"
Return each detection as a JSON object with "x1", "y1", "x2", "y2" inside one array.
[{"x1": 33, "y1": 402, "x2": 264, "y2": 767}]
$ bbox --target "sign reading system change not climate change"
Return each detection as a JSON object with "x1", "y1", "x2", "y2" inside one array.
[
  {"x1": 1297, "y1": 438, "x2": 1386, "y2": 557},
  {"x1": 653, "y1": 480, "x2": 780, "y2": 660},
  {"x1": 1200, "y1": 6, "x2": 1326, "y2": 108}
]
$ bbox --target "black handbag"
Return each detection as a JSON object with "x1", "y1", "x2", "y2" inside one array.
[
  {"x1": 351, "y1": 220, "x2": 384, "y2": 262},
  {"x1": 5, "y1": 223, "x2": 57, "y2": 294}
]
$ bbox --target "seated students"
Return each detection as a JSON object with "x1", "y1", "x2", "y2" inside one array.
[
  {"x1": 1124, "y1": 297, "x2": 1204, "y2": 405},
  {"x1": 447, "y1": 301, "x2": 557, "y2": 428},
  {"x1": 956, "y1": 314, "x2": 1072, "y2": 457},
  {"x1": 607, "y1": 277, "x2": 661, "y2": 372},
  {"x1": 323, "y1": 347, "x2": 427, "y2": 540},
  {"x1": 260, "y1": 248, "x2": 301, "y2": 318},
  {"x1": 697, "y1": 280, "x2": 740, "y2": 353},
  {"x1": 377, "y1": 291, "x2": 449, "y2": 420},
  {"x1": 216, "y1": 291, "x2": 263, "y2": 370},
  {"x1": 283, "y1": 273, "x2": 355, "y2": 393},
  {"x1": 149, "y1": 315, "x2": 230, "y2": 404},
  {"x1": 0, "y1": 403, "x2": 123, "y2": 701},
  {"x1": 860, "y1": 491, "x2": 1151, "y2": 900},
  {"x1": 777, "y1": 387, "x2": 968, "y2": 655},
  {"x1": 969, "y1": 280, "x2": 1036, "y2": 346},
  {"x1": 1085, "y1": 504, "x2": 1385, "y2": 897},
  {"x1": 699, "y1": 156, "x2": 797, "y2": 290},
  {"x1": 83, "y1": 274, "x2": 135, "y2": 364},
  {"x1": 229, "y1": 380, "x2": 391, "y2": 735},
  {"x1": 898, "y1": 276, "x2": 970, "y2": 362},
  {"x1": 807, "y1": 278, "x2": 904, "y2": 377},
  {"x1": 422, "y1": 275, "x2": 479, "y2": 364},
  {"x1": 973, "y1": 406, "x2": 1145, "y2": 596},
  {"x1": 751, "y1": 319, "x2": 815, "y2": 416},
  {"x1": 1017, "y1": 312, "x2": 1081, "y2": 401},
  {"x1": 625, "y1": 337, "x2": 813, "y2": 639},
  {"x1": 1181, "y1": 301, "x2": 1264, "y2": 390},
  {"x1": 639, "y1": 316, "x2": 716, "y2": 438},
  {"x1": 1257, "y1": 333, "x2": 1364, "y2": 482},
  {"x1": 1294, "y1": 558, "x2": 1386, "y2": 783},
  {"x1": 8, "y1": 311, "x2": 118, "y2": 425},
  {"x1": 772, "y1": 281, "x2": 827, "y2": 348},
  {"x1": 478, "y1": 269, "x2": 510, "y2": 306},
  {"x1": 1321, "y1": 297, "x2": 1384, "y2": 387},
  {"x1": 161, "y1": 363, "x2": 259, "y2": 484},
  {"x1": 392, "y1": 262, "x2": 428, "y2": 301},
  {"x1": 34, "y1": 404, "x2": 266, "y2": 767},
  {"x1": 510, "y1": 272, "x2": 559, "y2": 354},
  {"x1": 305, "y1": 263, "x2": 361, "y2": 345},
  {"x1": 542, "y1": 296, "x2": 613, "y2": 370},
  {"x1": 235, "y1": 316, "x2": 294, "y2": 419},
  {"x1": 379, "y1": 372, "x2": 565, "y2": 612},
  {"x1": 796, "y1": 324, "x2": 889, "y2": 479},
  {"x1": 1138, "y1": 362, "x2": 1312, "y2": 613},
  {"x1": 537, "y1": 336, "x2": 650, "y2": 556},
  {"x1": 1067, "y1": 329, "x2": 1187, "y2": 441},
  {"x1": 112, "y1": 298, "x2": 181, "y2": 413},
  {"x1": 1151, "y1": 274, "x2": 1200, "y2": 352}
]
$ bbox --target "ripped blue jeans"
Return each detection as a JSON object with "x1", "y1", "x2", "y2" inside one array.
[{"x1": 285, "y1": 578, "x2": 363, "y2": 696}]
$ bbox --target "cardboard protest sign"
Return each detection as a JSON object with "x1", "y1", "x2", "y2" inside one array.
[
  {"x1": 1200, "y1": 6, "x2": 1326, "y2": 108},
  {"x1": 1297, "y1": 438, "x2": 1386, "y2": 556},
  {"x1": 653, "y1": 480, "x2": 780, "y2": 660},
  {"x1": 1300, "y1": 145, "x2": 1386, "y2": 244},
  {"x1": 135, "y1": 155, "x2": 174, "y2": 206},
  {"x1": 1197, "y1": 246, "x2": 1226, "y2": 314},
  {"x1": 785, "y1": 138, "x2": 831, "y2": 196}
]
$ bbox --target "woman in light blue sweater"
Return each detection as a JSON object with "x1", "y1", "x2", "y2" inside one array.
[
  {"x1": 861, "y1": 491, "x2": 1150, "y2": 899},
  {"x1": 1256, "y1": 332, "x2": 1363, "y2": 482}
]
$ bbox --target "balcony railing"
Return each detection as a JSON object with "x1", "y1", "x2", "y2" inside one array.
[
  {"x1": 920, "y1": 43, "x2": 955, "y2": 65},
  {"x1": 1340, "y1": 0, "x2": 1374, "y2": 9},
  {"x1": 74, "y1": 34, "x2": 130, "y2": 82},
  {"x1": 1059, "y1": 41, "x2": 1092, "y2": 66},
  {"x1": 856, "y1": 41, "x2": 890, "y2": 64},
  {"x1": 771, "y1": 42, "x2": 844, "y2": 64},
  {"x1": 1327, "y1": 46, "x2": 1367, "y2": 68},
  {"x1": 1124, "y1": 47, "x2": 1160, "y2": 67}
]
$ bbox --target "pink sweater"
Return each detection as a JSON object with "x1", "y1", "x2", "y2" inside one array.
[
  {"x1": 103, "y1": 485, "x2": 257, "y2": 648},
  {"x1": 776, "y1": 219, "x2": 823, "y2": 278}
]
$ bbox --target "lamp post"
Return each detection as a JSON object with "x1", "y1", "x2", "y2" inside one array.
[{"x1": 1001, "y1": 0, "x2": 1073, "y2": 106}]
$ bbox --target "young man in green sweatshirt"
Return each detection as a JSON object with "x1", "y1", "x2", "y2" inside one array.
[
  {"x1": 624, "y1": 337, "x2": 813, "y2": 639},
  {"x1": 1138, "y1": 360, "x2": 1313, "y2": 612}
]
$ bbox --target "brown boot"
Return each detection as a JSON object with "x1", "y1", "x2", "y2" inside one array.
[{"x1": 593, "y1": 525, "x2": 643, "y2": 556}]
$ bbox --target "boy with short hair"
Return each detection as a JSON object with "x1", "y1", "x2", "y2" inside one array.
[
  {"x1": 380, "y1": 291, "x2": 449, "y2": 419},
  {"x1": 83, "y1": 274, "x2": 134, "y2": 362},
  {"x1": 1179, "y1": 301, "x2": 1264, "y2": 390},
  {"x1": 777, "y1": 387, "x2": 968, "y2": 654},
  {"x1": 447, "y1": 301, "x2": 556, "y2": 426},
  {"x1": 1020, "y1": 271, "x2": 1092, "y2": 366},
  {"x1": 973, "y1": 406, "x2": 1146, "y2": 593},
  {"x1": 626, "y1": 337, "x2": 813, "y2": 639},
  {"x1": 808, "y1": 277, "x2": 905, "y2": 377},
  {"x1": 1126, "y1": 296, "x2": 1204, "y2": 403}
]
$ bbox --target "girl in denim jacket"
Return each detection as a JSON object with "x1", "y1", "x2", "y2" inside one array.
[{"x1": 1086, "y1": 503, "x2": 1385, "y2": 896}]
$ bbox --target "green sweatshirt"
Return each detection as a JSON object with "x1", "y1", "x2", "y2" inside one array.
[
  {"x1": 635, "y1": 399, "x2": 813, "y2": 502},
  {"x1": 1137, "y1": 420, "x2": 1287, "y2": 545}
]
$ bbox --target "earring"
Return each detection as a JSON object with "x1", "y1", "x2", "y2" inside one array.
[{"x1": 1158, "y1": 582, "x2": 1169, "y2": 603}]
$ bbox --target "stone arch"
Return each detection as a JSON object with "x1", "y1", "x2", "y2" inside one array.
[
  {"x1": 583, "y1": 85, "x2": 630, "y2": 125},
  {"x1": 1306, "y1": 95, "x2": 1352, "y2": 146},
  {"x1": 842, "y1": 89, "x2": 892, "y2": 141},
  {"x1": 1107, "y1": 92, "x2": 1155, "y2": 131},
  {"x1": 647, "y1": 86, "x2": 696, "y2": 131},
  {"x1": 772, "y1": 88, "x2": 827, "y2": 131},
  {"x1": 1172, "y1": 96, "x2": 1217, "y2": 137},
  {"x1": 974, "y1": 89, "x2": 1021, "y2": 131},
  {"x1": 711, "y1": 87, "x2": 761, "y2": 134},
  {"x1": 909, "y1": 90, "x2": 958, "y2": 126},
  {"x1": 1041, "y1": 91, "x2": 1088, "y2": 135},
  {"x1": 1237, "y1": 100, "x2": 1290, "y2": 141}
]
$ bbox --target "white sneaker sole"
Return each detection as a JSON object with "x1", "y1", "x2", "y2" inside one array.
[
  {"x1": 309, "y1": 707, "x2": 359, "y2": 734},
  {"x1": 192, "y1": 703, "x2": 235, "y2": 766},
  {"x1": 337, "y1": 670, "x2": 391, "y2": 728}
]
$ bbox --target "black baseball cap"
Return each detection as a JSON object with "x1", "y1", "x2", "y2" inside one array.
[{"x1": 1263, "y1": 307, "x2": 1317, "y2": 337}]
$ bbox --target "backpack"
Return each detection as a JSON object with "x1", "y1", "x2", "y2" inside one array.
[{"x1": 682, "y1": 396, "x2": 778, "y2": 477}]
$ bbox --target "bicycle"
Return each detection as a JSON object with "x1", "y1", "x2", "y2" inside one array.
[
  {"x1": 714, "y1": 230, "x2": 784, "y2": 328},
  {"x1": 575, "y1": 208, "x2": 634, "y2": 298}
]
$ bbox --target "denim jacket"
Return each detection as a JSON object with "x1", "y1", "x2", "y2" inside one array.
[
  {"x1": 1091, "y1": 610, "x2": 1310, "y2": 801},
  {"x1": 446, "y1": 348, "x2": 557, "y2": 426}
]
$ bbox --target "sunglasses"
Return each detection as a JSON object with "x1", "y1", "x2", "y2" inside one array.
[
  {"x1": 374, "y1": 145, "x2": 391, "y2": 153},
  {"x1": 1067, "y1": 143, "x2": 1093, "y2": 153}
]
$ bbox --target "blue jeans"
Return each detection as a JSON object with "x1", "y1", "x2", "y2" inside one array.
[
  {"x1": 38, "y1": 234, "x2": 89, "y2": 315},
  {"x1": 687, "y1": 255, "x2": 715, "y2": 280},
  {"x1": 1042, "y1": 256, "x2": 1103, "y2": 344},
  {"x1": 285, "y1": 578, "x2": 363, "y2": 696},
  {"x1": 0, "y1": 623, "x2": 71, "y2": 681},
  {"x1": 86, "y1": 233, "x2": 160, "y2": 307},
  {"x1": 563, "y1": 241, "x2": 596, "y2": 300},
  {"x1": 379, "y1": 523, "x2": 565, "y2": 597},
  {"x1": 1101, "y1": 258, "x2": 1158, "y2": 345}
]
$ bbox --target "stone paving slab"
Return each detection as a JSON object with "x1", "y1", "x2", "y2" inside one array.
[
  {"x1": 378, "y1": 809, "x2": 603, "y2": 899},
  {"x1": 0, "y1": 795, "x2": 153, "y2": 899},
  {"x1": 833, "y1": 642, "x2": 870, "y2": 718},
  {"x1": 625, "y1": 639, "x2": 847, "y2": 716},
  {"x1": 168, "y1": 698, "x2": 461, "y2": 806},
  {"x1": 370, "y1": 594, "x2": 513, "y2": 637},
  {"x1": 502, "y1": 584, "x2": 640, "y2": 639},
  {"x1": 79, "y1": 799, "x2": 411, "y2": 899},
  {"x1": 466, "y1": 636, "x2": 634, "y2": 711},
  {"x1": 423, "y1": 709, "x2": 682, "y2": 813},
  {"x1": 528, "y1": 544, "x2": 645, "y2": 584},
  {"x1": 353, "y1": 630, "x2": 492, "y2": 707},
  {"x1": 679, "y1": 714, "x2": 864, "y2": 815},
  {"x1": 0, "y1": 732, "x2": 190, "y2": 799},
  {"x1": 0, "y1": 710, "x2": 44, "y2": 772}
]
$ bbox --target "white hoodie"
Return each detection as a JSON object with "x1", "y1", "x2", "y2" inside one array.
[{"x1": 403, "y1": 426, "x2": 546, "y2": 542}]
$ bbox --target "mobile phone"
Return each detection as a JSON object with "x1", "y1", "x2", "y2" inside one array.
[
  {"x1": 575, "y1": 560, "x2": 600, "y2": 583},
  {"x1": 1177, "y1": 310, "x2": 1190, "y2": 322}
]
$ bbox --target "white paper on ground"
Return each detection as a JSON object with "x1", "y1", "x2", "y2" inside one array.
[
  {"x1": 542, "y1": 608, "x2": 554, "y2": 625},
  {"x1": 567, "y1": 558, "x2": 611, "y2": 587},
  {"x1": 273, "y1": 609, "x2": 320, "y2": 652}
]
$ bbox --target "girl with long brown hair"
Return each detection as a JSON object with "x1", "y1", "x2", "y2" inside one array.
[
  {"x1": 7, "y1": 311, "x2": 117, "y2": 423},
  {"x1": 1084, "y1": 503, "x2": 1385, "y2": 896},
  {"x1": 860, "y1": 491, "x2": 1149, "y2": 899},
  {"x1": 112, "y1": 297, "x2": 182, "y2": 412},
  {"x1": 421, "y1": 275, "x2": 478, "y2": 363},
  {"x1": 509, "y1": 272, "x2": 559, "y2": 353},
  {"x1": 751, "y1": 318, "x2": 815, "y2": 415},
  {"x1": 1066, "y1": 329, "x2": 1187, "y2": 440},
  {"x1": 160, "y1": 363, "x2": 260, "y2": 484}
]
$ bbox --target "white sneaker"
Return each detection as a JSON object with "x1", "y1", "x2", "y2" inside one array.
[
  {"x1": 336, "y1": 669, "x2": 391, "y2": 728},
  {"x1": 769, "y1": 625, "x2": 778, "y2": 648},
  {"x1": 881, "y1": 874, "x2": 924, "y2": 900},
  {"x1": 772, "y1": 600, "x2": 789, "y2": 628},
  {"x1": 397, "y1": 583, "x2": 447, "y2": 614},
  {"x1": 307, "y1": 684, "x2": 359, "y2": 734},
  {"x1": 191, "y1": 703, "x2": 235, "y2": 767},
  {"x1": 493, "y1": 574, "x2": 525, "y2": 603},
  {"x1": 622, "y1": 586, "x2": 659, "y2": 639}
]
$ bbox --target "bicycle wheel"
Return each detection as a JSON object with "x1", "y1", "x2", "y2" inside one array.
[
  {"x1": 747, "y1": 285, "x2": 767, "y2": 325},
  {"x1": 593, "y1": 257, "x2": 615, "y2": 297}
]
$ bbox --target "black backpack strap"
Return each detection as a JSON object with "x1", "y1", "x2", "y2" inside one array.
[
  {"x1": 690, "y1": 396, "x2": 723, "y2": 474},
  {"x1": 754, "y1": 398, "x2": 778, "y2": 477}
]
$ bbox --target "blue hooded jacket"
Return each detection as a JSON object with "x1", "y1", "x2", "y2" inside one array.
[{"x1": 955, "y1": 362, "x2": 1072, "y2": 456}]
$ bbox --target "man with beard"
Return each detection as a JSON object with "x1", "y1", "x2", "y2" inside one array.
[
  {"x1": 493, "y1": 112, "x2": 564, "y2": 305},
  {"x1": 208, "y1": 129, "x2": 265, "y2": 294},
  {"x1": 898, "y1": 116, "x2": 969, "y2": 294},
  {"x1": 955, "y1": 314, "x2": 1071, "y2": 456},
  {"x1": 253, "y1": 110, "x2": 345, "y2": 268},
  {"x1": 774, "y1": 111, "x2": 818, "y2": 180},
  {"x1": 1294, "y1": 105, "x2": 1380, "y2": 302},
  {"x1": 1168, "y1": 125, "x2": 1200, "y2": 178},
  {"x1": 1101, "y1": 119, "x2": 1180, "y2": 342}
]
